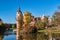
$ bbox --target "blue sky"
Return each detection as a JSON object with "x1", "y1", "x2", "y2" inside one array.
[{"x1": 0, "y1": 0, "x2": 60, "y2": 23}]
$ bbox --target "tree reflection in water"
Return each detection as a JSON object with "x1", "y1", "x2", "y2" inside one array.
[
  {"x1": 1, "y1": 32, "x2": 60, "y2": 40},
  {"x1": 0, "y1": 35, "x2": 4, "y2": 40},
  {"x1": 19, "y1": 33, "x2": 49, "y2": 40},
  {"x1": 19, "y1": 33, "x2": 37, "y2": 40},
  {"x1": 37, "y1": 33, "x2": 49, "y2": 40}
]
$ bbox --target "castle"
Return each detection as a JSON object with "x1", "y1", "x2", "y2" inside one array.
[{"x1": 16, "y1": 6, "x2": 52, "y2": 32}]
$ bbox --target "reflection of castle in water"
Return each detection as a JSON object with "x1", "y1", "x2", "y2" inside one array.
[{"x1": 20, "y1": 33, "x2": 37, "y2": 40}]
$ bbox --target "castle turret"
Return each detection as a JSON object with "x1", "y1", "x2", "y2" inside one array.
[
  {"x1": 41, "y1": 14, "x2": 44, "y2": 22},
  {"x1": 48, "y1": 17, "x2": 52, "y2": 25},
  {"x1": 16, "y1": 6, "x2": 23, "y2": 40},
  {"x1": 16, "y1": 7, "x2": 23, "y2": 21}
]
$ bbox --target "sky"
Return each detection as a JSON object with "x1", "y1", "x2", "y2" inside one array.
[{"x1": 0, "y1": 0, "x2": 60, "y2": 23}]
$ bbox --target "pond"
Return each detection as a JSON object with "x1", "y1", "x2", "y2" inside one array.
[
  {"x1": 3, "y1": 35, "x2": 16, "y2": 40},
  {"x1": 0, "y1": 31, "x2": 60, "y2": 40}
]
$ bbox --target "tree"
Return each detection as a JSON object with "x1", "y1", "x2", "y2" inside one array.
[
  {"x1": 36, "y1": 21, "x2": 45, "y2": 30},
  {"x1": 0, "y1": 24, "x2": 7, "y2": 34}
]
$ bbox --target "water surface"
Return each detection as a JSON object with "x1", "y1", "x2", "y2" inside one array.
[{"x1": 0, "y1": 31, "x2": 60, "y2": 40}]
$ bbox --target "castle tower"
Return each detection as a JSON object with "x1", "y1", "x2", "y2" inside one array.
[
  {"x1": 16, "y1": 6, "x2": 23, "y2": 40},
  {"x1": 48, "y1": 17, "x2": 52, "y2": 25},
  {"x1": 41, "y1": 14, "x2": 44, "y2": 22}
]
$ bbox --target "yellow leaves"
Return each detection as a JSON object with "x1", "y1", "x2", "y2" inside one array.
[
  {"x1": 23, "y1": 12, "x2": 32, "y2": 24},
  {"x1": 0, "y1": 22, "x2": 3, "y2": 25}
]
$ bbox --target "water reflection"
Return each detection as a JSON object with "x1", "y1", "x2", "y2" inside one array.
[
  {"x1": 21, "y1": 33, "x2": 37, "y2": 40},
  {"x1": 1, "y1": 32, "x2": 60, "y2": 40},
  {"x1": 52, "y1": 33, "x2": 60, "y2": 40},
  {"x1": 0, "y1": 35, "x2": 4, "y2": 40},
  {"x1": 3, "y1": 35, "x2": 16, "y2": 40},
  {"x1": 37, "y1": 33, "x2": 49, "y2": 40}
]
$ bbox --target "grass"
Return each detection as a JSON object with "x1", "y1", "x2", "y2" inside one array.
[{"x1": 38, "y1": 29, "x2": 60, "y2": 33}]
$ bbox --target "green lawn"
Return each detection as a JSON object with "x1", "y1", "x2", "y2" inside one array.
[{"x1": 38, "y1": 29, "x2": 60, "y2": 33}]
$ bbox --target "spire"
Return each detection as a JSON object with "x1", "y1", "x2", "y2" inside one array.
[
  {"x1": 17, "y1": 0, "x2": 22, "y2": 13},
  {"x1": 18, "y1": 5, "x2": 21, "y2": 12}
]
